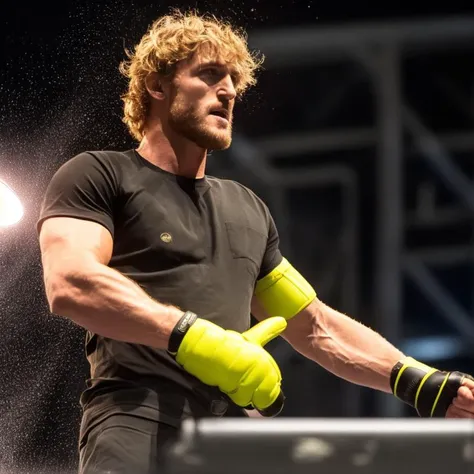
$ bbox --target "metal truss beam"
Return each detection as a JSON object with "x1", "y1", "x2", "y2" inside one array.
[
  {"x1": 255, "y1": 129, "x2": 474, "y2": 157},
  {"x1": 233, "y1": 17, "x2": 474, "y2": 418},
  {"x1": 403, "y1": 107, "x2": 474, "y2": 212},
  {"x1": 404, "y1": 256, "x2": 474, "y2": 342},
  {"x1": 250, "y1": 17, "x2": 474, "y2": 68}
]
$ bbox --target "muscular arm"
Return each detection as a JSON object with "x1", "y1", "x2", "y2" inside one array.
[
  {"x1": 40, "y1": 217, "x2": 184, "y2": 349},
  {"x1": 252, "y1": 296, "x2": 404, "y2": 393}
]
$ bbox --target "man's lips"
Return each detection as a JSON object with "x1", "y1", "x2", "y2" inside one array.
[{"x1": 209, "y1": 108, "x2": 230, "y2": 120}]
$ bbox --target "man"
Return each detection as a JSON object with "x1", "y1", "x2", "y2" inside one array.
[{"x1": 37, "y1": 10, "x2": 474, "y2": 474}]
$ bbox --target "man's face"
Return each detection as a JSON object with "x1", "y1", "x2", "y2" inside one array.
[{"x1": 166, "y1": 50, "x2": 238, "y2": 150}]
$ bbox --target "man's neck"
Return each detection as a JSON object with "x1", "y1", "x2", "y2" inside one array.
[{"x1": 137, "y1": 127, "x2": 207, "y2": 179}]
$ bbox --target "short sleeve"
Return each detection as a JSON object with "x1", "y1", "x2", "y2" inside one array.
[
  {"x1": 37, "y1": 152, "x2": 119, "y2": 237},
  {"x1": 257, "y1": 209, "x2": 283, "y2": 280}
]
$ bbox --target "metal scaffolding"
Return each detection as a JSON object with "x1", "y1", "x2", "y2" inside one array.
[{"x1": 211, "y1": 16, "x2": 474, "y2": 417}]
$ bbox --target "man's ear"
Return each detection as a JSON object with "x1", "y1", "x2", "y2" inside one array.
[{"x1": 145, "y1": 72, "x2": 166, "y2": 100}]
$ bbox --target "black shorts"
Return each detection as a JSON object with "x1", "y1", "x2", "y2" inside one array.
[{"x1": 78, "y1": 414, "x2": 179, "y2": 474}]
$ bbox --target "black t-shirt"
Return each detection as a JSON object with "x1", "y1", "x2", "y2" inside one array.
[{"x1": 38, "y1": 149, "x2": 282, "y2": 429}]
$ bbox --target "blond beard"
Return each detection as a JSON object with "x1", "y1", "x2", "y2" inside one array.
[{"x1": 168, "y1": 102, "x2": 232, "y2": 150}]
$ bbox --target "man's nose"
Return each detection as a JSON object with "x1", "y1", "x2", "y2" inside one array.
[{"x1": 217, "y1": 75, "x2": 237, "y2": 101}]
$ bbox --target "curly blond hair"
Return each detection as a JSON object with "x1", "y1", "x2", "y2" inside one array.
[{"x1": 119, "y1": 10, "x2": 264, "y2": 141}]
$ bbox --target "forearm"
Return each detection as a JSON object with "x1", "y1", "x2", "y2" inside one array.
[
  {"x1": 303, "y1": 301, "x2": 404, "y2": 392},
  {"x1": 46, "y1": 261, "x2": 183, "y2": 349}
]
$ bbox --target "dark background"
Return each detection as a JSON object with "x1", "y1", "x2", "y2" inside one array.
[{"x1": 1, "y1": 1, "x2": 474, "y2": 473}]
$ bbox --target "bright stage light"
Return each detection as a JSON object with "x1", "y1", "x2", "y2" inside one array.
[{"x1": 0, "y1": 179, "x2": 24, "y2": 227}]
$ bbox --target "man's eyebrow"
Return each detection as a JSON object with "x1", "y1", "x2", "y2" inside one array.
[
  {"x1": 199, "y1": 61, "x2": 225, "y2": 68},
  {"x1": 198, "y1": 61, "x2": 238, "y2": 75}
]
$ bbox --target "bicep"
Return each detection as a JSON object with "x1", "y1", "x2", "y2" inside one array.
[{"x1": 39, "y1": 217, "x2": 113, "y2": 279}]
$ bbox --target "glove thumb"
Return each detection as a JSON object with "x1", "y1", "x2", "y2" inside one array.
[{"x1": 242, "y1": 317, "x2": 287, "y2": 347}]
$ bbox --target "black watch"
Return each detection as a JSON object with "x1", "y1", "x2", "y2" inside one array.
[{"x1": 167, "y1": 311, "x2": 198, "y2": 355}]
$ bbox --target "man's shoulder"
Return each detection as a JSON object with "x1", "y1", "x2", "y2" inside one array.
[
  {"x1": 207, "y1": 176, "x2": 271, "y2": 224},
  {"x1": 55, "y1": 150, "x2": 138, "y2": 183},
  {"x1": 70, "y1": 149, "x2": 135, "y2": 167},
  {"x1": 207, "y1": 175, "x2": 262, "y2": 203}
]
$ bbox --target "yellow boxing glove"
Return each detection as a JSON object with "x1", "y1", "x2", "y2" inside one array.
[
  {"x1": 390, "y1": 357, "x2": 474, "y2": 417},
  {"x1": 168, "y1": 311, "x2": 286, "y2": 413}
]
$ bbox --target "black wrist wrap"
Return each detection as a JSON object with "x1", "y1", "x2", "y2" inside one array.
[
  {"x1": 390, "y1": 358, "x2": 474, "y2": 417},
  {"x1": 167, "y1": 311, "x2": 198, "y2": 355}
]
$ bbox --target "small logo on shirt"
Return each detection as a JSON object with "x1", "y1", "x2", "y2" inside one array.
[{"x1": 160, "y1": 232, "x2": 172, "y2": 244}]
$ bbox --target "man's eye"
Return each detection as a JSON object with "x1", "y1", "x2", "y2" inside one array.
[{"x1": 201, "y1": 68, "x2": 218, "y2": 76}]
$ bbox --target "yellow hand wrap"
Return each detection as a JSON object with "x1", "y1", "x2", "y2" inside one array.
[
  {"x1": 390, "y1": 357, "x2": 474, "y2": 417},
  {"x1": 254, "y1": 258, "x2": 316, "y2": 320},
  {"x1": 175, "y1": 317, "x2": 286, "y2": 412}
]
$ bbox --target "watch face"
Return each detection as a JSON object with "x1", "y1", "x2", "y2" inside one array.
[{"x1": 0, "y1": 179, "x2": 23, "y2": 227}]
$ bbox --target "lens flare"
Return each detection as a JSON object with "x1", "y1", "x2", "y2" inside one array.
[{"x1": 0, "y1": 179, "x2": 24, "y2": 227}]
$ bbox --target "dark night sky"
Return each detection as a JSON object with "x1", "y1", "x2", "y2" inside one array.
[{"x1": 1, "y1": 1, "x2": 474, "y2": 472}]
